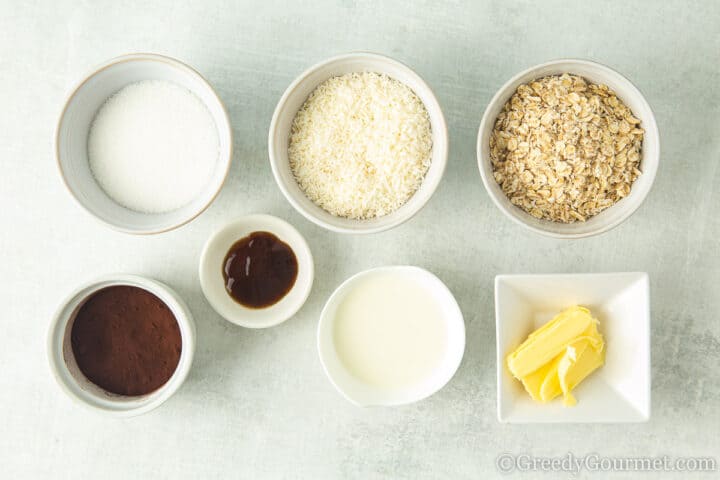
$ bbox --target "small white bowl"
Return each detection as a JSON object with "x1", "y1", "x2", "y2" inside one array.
[
  {"x1": 47, "y1": 274, "x2": 196, "y2": 417},
  {"x1": 269, "y1": 52, "x2": 449, "y2": 234},
  {"x1": 56, "y1": 53, "x2": 233, "y2": 234},
  {"x1": 199, "y1": 214, "x2": 314, "y2": 328},
  {"x1": 318, "y1": 266, "x2": 465, "y2": 406},
  {"x1": 496, "y1": 272, "x2": 651, "y2": 423},
  {"x1": 477, "y1": 59, "x2": 660, "y2": 238}
]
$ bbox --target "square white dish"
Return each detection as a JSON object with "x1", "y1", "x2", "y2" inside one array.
[{"x1": 495, "y1": 272, "x2": 650, "y2": 423}]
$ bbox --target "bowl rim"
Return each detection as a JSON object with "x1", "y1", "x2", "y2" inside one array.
[
  {"x1": 46, "y1": 274, "x2": 196, "y2": 417},
  {"x1": 268, "y1": 51, "x2": 449, "y2": 234},
  {"x1": 476, "y1": 58, "x2": 660, "y2": 239},
  {"x1": 198, "y1": 214, "x2": 315, "y2": 328},
  {"x1": 54, "y1": 52, "x2": 233, "y2": 235},
  {"x1": 317, "y1": 265, "x2": 466, "y2": 406}
]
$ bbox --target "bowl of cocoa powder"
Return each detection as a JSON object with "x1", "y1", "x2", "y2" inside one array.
[{"x1": 47, "y1": 274, "x2": 196, "y2": 416}]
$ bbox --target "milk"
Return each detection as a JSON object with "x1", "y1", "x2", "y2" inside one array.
[{"x1": 332, "y1": 271, "x2": 448, "y2": 390}]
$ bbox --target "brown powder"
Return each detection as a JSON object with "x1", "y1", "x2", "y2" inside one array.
[{"x1": 70, "y1": 285, "x2": 182, "y2": 396}]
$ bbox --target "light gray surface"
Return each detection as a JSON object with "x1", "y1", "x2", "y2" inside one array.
[{"x1": 1, "y1": 0, "x2": 718, "y2": 478}]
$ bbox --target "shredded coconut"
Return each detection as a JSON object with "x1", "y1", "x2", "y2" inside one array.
[
  {"x1": 88, "y1": 80, "x2": 219, "y2": 213},
  {"x1": 288, "y1": 72, "x2": 432, "y2": 219}
]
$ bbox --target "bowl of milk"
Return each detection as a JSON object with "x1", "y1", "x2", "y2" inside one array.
[{"x1": 317, "y1": 266, "x2": 465, "y2": 406}]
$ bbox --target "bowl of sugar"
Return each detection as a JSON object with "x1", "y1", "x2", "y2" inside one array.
[{"x1": 56, "y1": 53, "x2": 232, "y2": 234}]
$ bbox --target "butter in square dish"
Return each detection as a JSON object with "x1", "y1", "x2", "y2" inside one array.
[{"x1": 507, "y1": 306, "x2": 605, "y2": 407}]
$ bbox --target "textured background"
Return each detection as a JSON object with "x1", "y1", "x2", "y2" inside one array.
[{"x1": 1, "y1": 0, "x2": 718, "y2": 478}]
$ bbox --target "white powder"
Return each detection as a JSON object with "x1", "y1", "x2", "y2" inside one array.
[
  {"x1": 88, "y1": 80, "x2": 219, "y2": 213},
  {"x1": 288, "y1": 72, "x2": 432, "y2": 220}
]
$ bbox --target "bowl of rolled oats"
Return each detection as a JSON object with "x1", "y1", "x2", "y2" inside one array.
[{"x1": 477, "y1": 59, "x2": 659, "y2": 238}]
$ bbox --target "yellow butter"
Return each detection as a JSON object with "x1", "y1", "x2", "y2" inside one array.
[
  {"x1": 520, "y1": 358, "x2": 555, "y2": 402},
  {"x1": 507, "y1": 306, "x2": 605, "y2": 407},
  {"x1": 507, "y1": 306, "x2": 595, "y2": 378}
]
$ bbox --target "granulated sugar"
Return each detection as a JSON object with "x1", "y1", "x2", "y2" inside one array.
[{"x1": 88, "y1": 80, "x2": 219, "y2": 213}]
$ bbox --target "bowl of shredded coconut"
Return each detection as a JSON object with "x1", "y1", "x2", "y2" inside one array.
[
  {"x1": 56, "y1": 53, "x2": 232, "y2": 234},
  {"x1": 269, "y1": 52, "x2": 448, "y2": 234}
]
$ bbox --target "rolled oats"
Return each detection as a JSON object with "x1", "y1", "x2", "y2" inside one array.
[{"x1": 490, "y1": 74, "x2": 643, "y2": 223}]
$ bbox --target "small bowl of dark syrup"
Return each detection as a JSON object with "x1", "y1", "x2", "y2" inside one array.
[{"x1": 199, "y1": 214, "x2": 314, "y2": 328}]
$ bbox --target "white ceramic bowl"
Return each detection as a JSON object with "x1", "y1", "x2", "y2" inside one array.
[
  {"x1": 496, "y1": 272, "x2": 651, "y2": 423},
  {"x1": 199, "y1": 214, "x2": 314, "y2": 328},
  {"x1": 47, "y1": 274, "x2": 196, "y2": 417},
  {"x1": 318, "y1": 266, "x2": 465, "y2": 406},
  {"x1": 477, "y1": 59, "x2": 660, "y2": 238},
  {"x1": 56, "y1": 53, "x2": 233, "y2": 234},
  {"x1": 269, "y1": 52, "x2": 449, "y2": 234}
]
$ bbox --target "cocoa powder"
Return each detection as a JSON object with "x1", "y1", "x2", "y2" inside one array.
[{"x1": 70, "y1": 285, "x2": 182, "y2": 396}]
